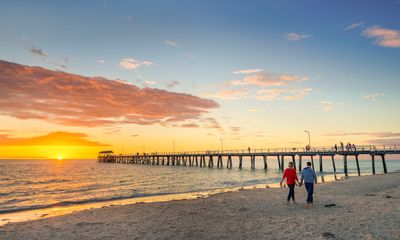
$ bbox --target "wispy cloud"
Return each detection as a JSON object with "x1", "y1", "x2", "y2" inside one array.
[
  {"x1": 183, "y1": 53, "x2": 196, "y2": 59},
  {"x1": 285, "y1": 32, "x2": 311, "y2": 41},
  {"x1": 324, "y1": 131, "x2": 400, "y2": 137},
  {"x1": 164, "y1": 40, "x2": 178, "y2": 47},
  {"x1": 320, "y1": 101, "x2": 334, "y2": 112},
  {"x1": 206, "y1": 88, "x2": 250, "y2": 100},
  {"x1": 0, "y1": 131, "x2": 109, "y2": 146},
  {"x1": 323, "y1": 131, "x2": 400, "y2": 145},
  {"x1": 119, "y1": 58, "x2": 156, "y2": 70},
  {"x1": 29, "y1": 47, "x2": 46, "y2": 58},
  {"x1": 0, "y1": 60, "x2": 219, "y2": 127},
  {"x1": 97, "y1": 59, "x2": 107, "y2": 64},
  {"x1": 181, "y1": 123, "x2": 199, "y2": 128},
  {"x1": 144, "y1": 80, "x2": 157, "y2": 85},
  {"x1": 367, "y1": 138, "x2": 400, "y2": 145},
  {"x1": 362, "y1": 93, "x2": 385, "y2": 102},
  {"x1": 256, "y1": 88, "x2": 312, "y2": 101},
  {"x1": 283, "y1": 88, "x2": 313, "y2": 101},
  {"x1": 227, "y1": 72, "x2": 307, "y2": 87},
  {"x1": 233, "y1": 69, "x2": 263, "y2": 74},
  {"x1": 362, "y1": 26, "x2": 400, "y2": 48},
  {"x1": 256, "y1": 89, "x2": 287, "y2": 101},
  {"x1": 343, "y1": 22, "x2": 363, "y2": 31},
  {"x1": 165, "y1": 80, "x2": 179, "y2": 89}
]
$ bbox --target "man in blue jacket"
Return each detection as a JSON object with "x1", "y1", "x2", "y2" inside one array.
[{"x1": 300, "y1": 161, "x2": 317, "y2": 207}]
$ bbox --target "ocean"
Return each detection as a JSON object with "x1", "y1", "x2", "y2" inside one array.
[{"x1": 1, "y1": 157, "x2": 400, "y2": 225}]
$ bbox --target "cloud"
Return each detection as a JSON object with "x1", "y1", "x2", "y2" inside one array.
[
  {"x1": 165, "y1": 80, "x2": 179, "y2": 89},
  {"x1": 0, "y1": 60, "x2": 219, "y2": 127},
  {"x1": 324, "y1": 131, "x2": 400, "y2": 138},
  {"x1": 202, "y1": 117, "x2": 222, "y2": 130},
  {"x1": 256, "y1": 88, "x2": 312, "y2": 101},
  {"x1": 0, "y1": 131, "x2": 109, "y2": 146},
  {"x1": 283, "y1": 88, "x2": 312, "y2": 101},
  {"x1": 324, "y1": 131, "x2": 400, "y2": 146},
  {"x1": 126, "y1": 16, "x2": 132, "y2": 22},
  {"x1": 320, "y1": 101, "x2": 334, "y2": 112},
  {"x1": 144, "y1": 80, "x2": 157, "y2": 85},
  {"x1": 362, "y1": 26, "x2": 400, "y2": 48},
  {"x1": 119, "y1": 58, "x2": 156, "y2": 70},
  {"x1": 183, "y1": 53, "x2": 196, "y2": 59},
  {"x1": 256, "y1": 89, "x2": 287, "y2": 101},
  {"x1": 227, "y1": 72, "x2": 307, "y2": 87},
  {"x1": 97, "y1": 59, "x2": 107, "y2": 64},
  {"x1": 362, "y1": 93, "x2": 385, "y2": 102},
  {"x1": 230, "y1": 126, "x2": 241, "y2": 132},
  {"x1": 29, "y1": 46, "x2": 46, "y2": 58},
  {"x1": 285, "y1": 33, "x2": 311, "y2": 41},
  {"x1": 233, "y1": 69, "x2": 263, "y2": 74},
  {"x1": 181, "y1": 123, "x2": 199, "y2": 128},
  {"x1": 207, "y1": 89, "x2": 250, "y2": 100},
  {"x1": 343, "y1": 22, "x2": 363, "y2": 31},
  {"x1": 366, "y1": 138, "x2": 400, "y2": 145},
  {"x1": 164, "y1": 40, "x2": 178, "y2": 47}
]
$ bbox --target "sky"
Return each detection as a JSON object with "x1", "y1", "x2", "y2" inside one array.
[{"x1": 0, "y1": 0, "x2": 399, "y2": 159}]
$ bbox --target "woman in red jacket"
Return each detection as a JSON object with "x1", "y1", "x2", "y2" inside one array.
[{"x1": 280, "y1": 162, "x2": 300, "y2": 205}]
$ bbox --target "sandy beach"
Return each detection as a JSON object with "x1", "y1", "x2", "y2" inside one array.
[{"x1": 1, "y1": 173, "x2": 399, "y2": 240}]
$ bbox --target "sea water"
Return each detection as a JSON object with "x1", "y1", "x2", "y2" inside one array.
[{"x1": 1, "y1": 158, "x2": 399, "y2": 225}]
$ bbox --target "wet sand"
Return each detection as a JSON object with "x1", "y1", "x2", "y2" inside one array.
[{"x1": 1, "y1": 173, "x2": 399, "y2": 240}]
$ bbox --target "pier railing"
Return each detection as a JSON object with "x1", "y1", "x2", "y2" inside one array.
[{"x1": 145, "y1": 144, "x2": 399, "y2": 155}]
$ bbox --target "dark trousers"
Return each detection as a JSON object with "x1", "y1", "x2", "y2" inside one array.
[
  {"x1": 305, "y1": 182, "x2": 314, "y2": 203},
  {"x1": 287, "y1": 184, "x2": 295, "y2": 201}
]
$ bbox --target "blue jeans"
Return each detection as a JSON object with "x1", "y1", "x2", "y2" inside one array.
[
  {"x1": 287, "y1": 184, "x2": 295, "y2": 202},
  {"x1": 305, "y1": 182, "x2": 314, "y2": 203}
]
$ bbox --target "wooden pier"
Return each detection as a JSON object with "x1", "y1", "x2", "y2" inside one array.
[{"x1": 98, "y1": 145, "x2": 400, "y2": 176}]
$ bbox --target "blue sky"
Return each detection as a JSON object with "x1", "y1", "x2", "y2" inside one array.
[{"x1": 0, "y1": 0, "x2": 400, "y2": 155}]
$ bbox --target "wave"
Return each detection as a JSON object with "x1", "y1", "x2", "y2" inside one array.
[{"x1": 0, "y1": 192, "x2": 180, "y2": 214}]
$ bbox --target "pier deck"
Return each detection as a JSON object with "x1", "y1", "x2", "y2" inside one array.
[{"x1": 98, "y1": 145, "x2": 400, "y2": 176}]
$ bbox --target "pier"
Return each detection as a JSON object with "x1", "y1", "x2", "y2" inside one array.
[{"x1": 98, "y1": 145, "x2": 400, "y2": 176}]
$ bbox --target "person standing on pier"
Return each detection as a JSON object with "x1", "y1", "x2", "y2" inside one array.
[
  {"x1": 280, "y1": 162, "x2": 299, "y2": 205},
  {"x1": 300, "y1": 162, "x2": 317, "y2": 207}
]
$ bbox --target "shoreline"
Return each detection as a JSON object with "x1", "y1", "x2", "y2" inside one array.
[
  {"x1": 2, "y1": 173, "x2": 399, "y2": 239},
  {"x1": 0, "y1": 172, "x2": 377, "y2": 227},
  {"x1": 0, "y1": 172, "x2": 357, "y2": 227}
]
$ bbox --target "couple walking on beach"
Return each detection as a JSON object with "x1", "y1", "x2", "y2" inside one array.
[{"x1": 280, "y1": 161, "x2": 317, "y2": 207}]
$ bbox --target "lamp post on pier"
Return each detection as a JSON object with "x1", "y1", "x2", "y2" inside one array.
[
  {"x1": 172, "y1": 140, "x2": 175, "y2": 153},
  {"x1": 304, "y1": 130, "x2": 311, "y2": 148},
  {"x1": 219, "y1": 138, "x2": 224, "y2": 153}
]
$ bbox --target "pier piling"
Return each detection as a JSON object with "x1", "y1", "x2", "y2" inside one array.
[
  {"x1": 263, "y1": 155, "x2": 268, "y2": 170},
  {"x1": 331, "y1": 155, "x2": 336, "y2": 173},
  {"x1": 371, "y1": 154, "x2": 375, "y2": 175},
  {"x1": 319, "y1": 155, "x2": 323, "y2": 172},
  {"x1": 355, "y1": 154, "x2": 360, "y2": 176},
  {"x1": 381, "y1": 154, "x2": 387, "y2": 173}
]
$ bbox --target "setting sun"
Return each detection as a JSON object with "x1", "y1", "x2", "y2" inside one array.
[{"x1": 57, "y1": 155, "x2": 63, "y2": 161}]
